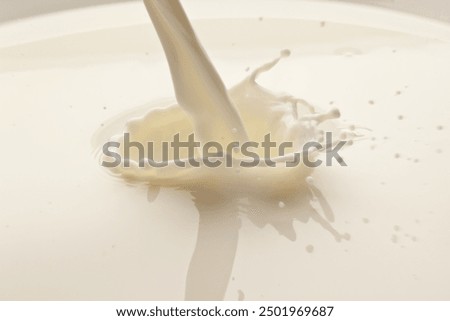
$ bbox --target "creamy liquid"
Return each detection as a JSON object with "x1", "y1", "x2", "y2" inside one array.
[
  {"x1": 1, "y1": 1, "x2": 450, "y2": 301},
  {"x1": 98, "y1": 0, "x2": 354, "y2": 300}
]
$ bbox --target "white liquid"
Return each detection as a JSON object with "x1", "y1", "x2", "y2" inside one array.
[
  {"x1": 99, "y1": 1, "x2": 353, "y2": 299},
  {"x1": 1, "y1": 1, "x2": 450, "y2": 300}
]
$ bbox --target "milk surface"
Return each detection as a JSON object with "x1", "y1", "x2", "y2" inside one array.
[{"x1": 0, "y1": 1, "x2": 449, "y2": 300}]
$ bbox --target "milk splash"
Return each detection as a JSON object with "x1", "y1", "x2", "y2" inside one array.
[{"x1": 98, "y1": 0, "x2": 357, "y2": 300}]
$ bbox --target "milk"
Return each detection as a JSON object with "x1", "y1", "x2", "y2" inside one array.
[{"x1": 0, "y1": 1, "x2": 449, "y2": 300}]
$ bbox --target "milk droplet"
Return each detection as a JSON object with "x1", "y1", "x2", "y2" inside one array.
[
  {"x1": 305, "y1": 245, "x2": 314, "y2": 253},
  {"x1": 278, "y1": 201, "x2": 285, "y2": 208},
  {"x1": 280, "y1": 49, "x2": 291, "y2": 58},
  {"x1": 306, "y1": 176, "x2": 314, "y2": 185},
  {"x1": 330, "y1": 108, "x2": 341, "y2": 118}
]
